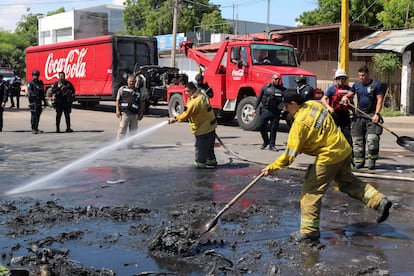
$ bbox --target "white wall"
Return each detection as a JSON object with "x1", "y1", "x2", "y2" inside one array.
[{"x1": 39, "y1": 11, "x2": 75, "y2": 45}]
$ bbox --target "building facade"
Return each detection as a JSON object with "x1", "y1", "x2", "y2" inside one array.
[{"x1": 38, "y1": 5, "x2": 124, "y2": 45}]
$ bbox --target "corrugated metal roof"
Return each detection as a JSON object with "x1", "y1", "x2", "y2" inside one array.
[{"x1": 349, "y1": 29, "x2": 414, "y2": 54}]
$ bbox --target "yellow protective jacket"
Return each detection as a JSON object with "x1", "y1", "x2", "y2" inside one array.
[
  {"x1": 266, "y1": 101, "x2": 352, "y2": 172},
  {"x1": 175, "y1": 91, "x2": 217, "y2": 135}
]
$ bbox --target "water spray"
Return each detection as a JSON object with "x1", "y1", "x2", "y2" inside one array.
[{"x1": 5, "y1": 121, "x2": 169, "y2": 195}]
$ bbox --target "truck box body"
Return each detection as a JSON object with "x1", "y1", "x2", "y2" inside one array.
[{"x1": 26, "y1": 35, "x2": 158, "y2": 103}]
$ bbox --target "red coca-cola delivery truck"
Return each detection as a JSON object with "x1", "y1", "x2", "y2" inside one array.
[{"x1": 26, "y1": 35, "x2": 158, "y2": 106}]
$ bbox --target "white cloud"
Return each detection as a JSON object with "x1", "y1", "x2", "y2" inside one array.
[
  {"x1": 112, "y1": 0, "x2": 124, "y2": 6},
  {"x1": 0, "y1": 4, "x2": 27, "y2": 32}
]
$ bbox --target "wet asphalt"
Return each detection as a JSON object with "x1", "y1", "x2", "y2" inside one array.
[{"x1": 0, "y1": 98, "x2": 413, "y2": 275}]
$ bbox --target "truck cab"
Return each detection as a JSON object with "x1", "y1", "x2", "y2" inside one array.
[{"x1": 167, "y1": 38, "x2": 323, "y2": 130}]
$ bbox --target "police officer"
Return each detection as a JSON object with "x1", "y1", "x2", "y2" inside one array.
[
  {"x1": 27, "y1": 70, "x2": 46, "y2": 134},
  {"x1": 9, "y1": 74, "x2": 22, "y2": 109},
  {"x1": 320, "y1": 69, "x2": 352, "y2": 146},
  {"x1": 115, "y1": 75, "x2": 144, "y2": 148},
  {"x1": 342, "y1": 66, "x2": 385, "y2": 170},
  {"x1": 52, "y1": 71, "x2": 75, "y2": 133},
  {"x1": 295, "y1": 76, "x2": 314, "y2": 101},
  {"x1": 253, "y1": 73, "x2": 286, "y2": 151},
  {"x1": 195, "y1": 74, "x2": 213, "y2": 98},
  {"x1": 0, "y1": 74, "x2": 8, "y2": 132}
]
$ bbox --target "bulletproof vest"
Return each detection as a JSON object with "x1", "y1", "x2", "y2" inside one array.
[
  {"x1": 55, "y1": 81, "x2": 73, "y2": 104},
  {"x1": 262, "y1": 84, "x2": 284, "y2": 110},
  {"x1": 12, "y1": 77, "x2": 22, "y2": 88},
  {"x1": 120, "y1": 86, "x2": 141, "y2": 114},
  {"x1": 330, "y1": 86, "x2": 349, "y2": 111},
  {"x1": 29, "y1": 80, "x2": 44, "y2": 104}
]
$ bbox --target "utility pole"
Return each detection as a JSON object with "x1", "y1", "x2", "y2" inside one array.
[
  {"x1": 266, "y1": 0, "x2": 270, "y2": 35},
  {"x1": 171, "y1": 0, "x2": 179, "y2": 67},
  {"x1": 339, "y1": 0, "x2": 349, "y2": 77}
]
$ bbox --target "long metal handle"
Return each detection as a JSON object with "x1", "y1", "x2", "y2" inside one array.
[
  {"x1": 348, "y1": 102, "x2": 398, "y2": 138},
  {"x1": 213, "y1": 172, "x2": 265, "y2": 221}
]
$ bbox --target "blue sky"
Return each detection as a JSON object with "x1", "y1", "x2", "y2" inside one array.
[{"x1": 0, "y1": 0, "x2": 318, "y2": 32}]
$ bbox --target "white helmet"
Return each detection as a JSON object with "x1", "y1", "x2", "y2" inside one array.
[{"x1": 334, "y1": 68, "x2": 348, "y2": 79}]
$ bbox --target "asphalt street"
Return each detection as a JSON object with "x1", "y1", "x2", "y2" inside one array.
[{"x1": 2, "y1": 97, "x2": 414, "y2": 184}]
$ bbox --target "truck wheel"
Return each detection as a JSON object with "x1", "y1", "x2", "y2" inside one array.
[
  {"x1": 168, "y1": 94, "x2": 184, "y2": 117},
  {"x1": 236, "y1": 96, "x2": 259, "y2": 131}
]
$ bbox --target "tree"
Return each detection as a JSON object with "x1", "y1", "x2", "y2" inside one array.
[
  {"x1": 0, "y1": 31, "x2": 30, "y2": 77},
  {"x1": 296, "y1": 0, "x2": 383, "y2": 27},
  {"x1": 123, "y1": 0, "x2": 228, "y2": 36},
  {"x1": 15, "y1": 12, "x2": 43, "y2": 46},
  {"x1": 377, "y1": 0, "x2": 414, "y2": 29},
  {"x1": 200, "y1": 10, "x2": 231, "y2": 34},
  {"x1": 372, "y1": 52, "x2": 401, "y2": 110}
]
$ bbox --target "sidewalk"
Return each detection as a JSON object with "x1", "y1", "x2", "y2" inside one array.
[{"x1": 381, "y1": 115, "x2": 414, "y2": 130}]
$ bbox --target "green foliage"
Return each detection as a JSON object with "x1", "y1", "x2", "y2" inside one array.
[
  {"x1": 201, "y1": 10, "x2": 231, "y2": 33},
  {"x1": 377, "y1": 0, "x2": 414, "y2": 29},
  {"x1": 372, "y1": 52, "x2": 401, "y2": 81},
  {"x1": 123, "y1": 0, "x2": 227, "y2": 36},
  {"x1": 0, "y1": 31, "x2": 30, "y2": 77},
  {"x1": 47, "y1": 7, "x2": 65, "y2": 16},
  {"x1": 296, "y1": 0, "x2": 383, "y2": 27},
  {"x1": 4, "y1": 8, "x2": 66, "y2": 78},
  {"x1": 381, "y1": 107, "x2": 403, "y2": 117},
  {"x1": 15, "y1": 13, "x2": 43, "y2": 46},
  {"x1": 372, "y1": 52, "x2": 401, "y2": 110}
]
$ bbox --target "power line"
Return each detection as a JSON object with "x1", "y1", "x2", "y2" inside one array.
[{"x1": 0, "y1": 0, "x2": 102, "y2": 7}]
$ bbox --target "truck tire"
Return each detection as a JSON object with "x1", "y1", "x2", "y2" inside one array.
[
  {"x1": 168, "y1": 94, "x2": 184, "y2": 117},
  {"x1": 236, "y1": 96, "x2": 259, "y2": 131}
]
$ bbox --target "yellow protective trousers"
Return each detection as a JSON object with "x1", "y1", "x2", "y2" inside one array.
[{"x1": 300, "y1": 156, "x2": 384, "y2": 236}]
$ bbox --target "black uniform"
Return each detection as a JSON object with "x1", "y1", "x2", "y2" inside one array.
[
  {"x1": 27, "y1": 78, "x2": 46, "y2": 133},
  {"x1": 254, "y1": 83, "x2": 286, "y2": 150},
  {"x1": 52, "y1": 79, "x2": 75, "y2": 132},
  {"x1": 0, "y1": 79, "x2": 8, "y2": 131},
  {"x1": 9, "y1": 76, "x2": 22, "y2": 109}
]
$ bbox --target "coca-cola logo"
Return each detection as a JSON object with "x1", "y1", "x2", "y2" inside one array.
[
  {"x1": 231, "y1": 69, "x2": 244, "y2": 80},
  {"x1": 44, "y1": 48, "x2": 88, "y2": 80}
]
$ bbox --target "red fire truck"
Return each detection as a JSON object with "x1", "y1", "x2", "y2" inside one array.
[
  {"x1": 167, "y1": 38, "x2": 324, "y2": 130},
  {"x1": 26, "y1": 35, "x2": 158, "y2": 106}
]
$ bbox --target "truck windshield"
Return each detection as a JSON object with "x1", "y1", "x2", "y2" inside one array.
[{"x1": 251, "y1": 44, "x2": 297, "y2": 67}]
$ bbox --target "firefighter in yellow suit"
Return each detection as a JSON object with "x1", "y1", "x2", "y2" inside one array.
[
  {"x1": 168, "y1": 82, "x2": 217, "y2": 169},
  {"x1": 263, "y1": 90, "x2": 392, "y2": 241}
]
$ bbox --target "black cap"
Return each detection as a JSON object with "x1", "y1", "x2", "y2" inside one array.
[
  {"x1": 283, "y1": 89, "x2": 304, "y2": 104},
  {"x1": 32, "y1": 70, "x2": 40, "y2": 76},
  {"x1": 295, "y1": 76, "x2": 307, "y2": 83},
  {"x1": 278, "y1": 89, "x2": 304, "y2": 110}
]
